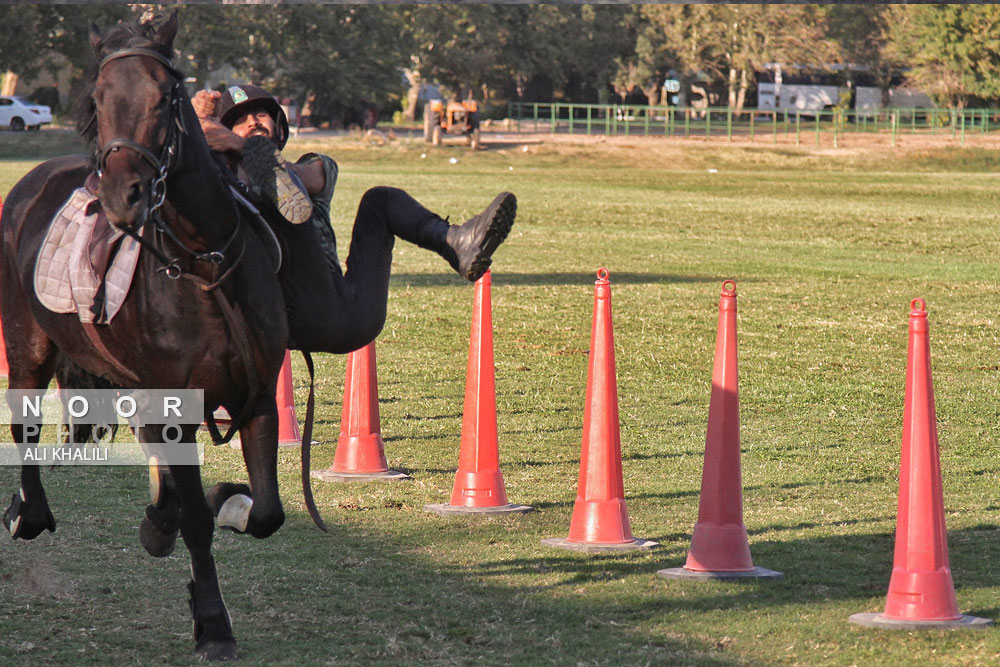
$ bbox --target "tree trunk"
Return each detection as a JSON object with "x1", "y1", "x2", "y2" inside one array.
[
  {"x1": 1, "y1": 71, "x2": 18, "y2": 97},
  {"x1": 728, "y1": 67, "x2": 737, "y2": 108},
  {"x1": 403, "y1": 68, "x2": 421, "y2": 122},
  {"x1": 644, "y1": 84, "x2": 659, "y2": 107},
  {"x1": 734, "y1": 68, "x2": 748, "y2": 114}
]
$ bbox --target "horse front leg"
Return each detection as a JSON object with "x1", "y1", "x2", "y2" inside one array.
[
  {"x1": 168, "y1": 450, "x2": 237, "y2": 661},
  {"x1": 206, "y1": 395, "x2": 284, "y2": 538}
]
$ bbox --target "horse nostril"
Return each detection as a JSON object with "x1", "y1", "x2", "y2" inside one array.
[{"x1": 126, "y1": 182, "x2": 143, "y2": 207}]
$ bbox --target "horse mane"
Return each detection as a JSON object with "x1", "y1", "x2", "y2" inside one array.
[{"x1": 76, "y1": 16, "x2": 177, "y2": 145}]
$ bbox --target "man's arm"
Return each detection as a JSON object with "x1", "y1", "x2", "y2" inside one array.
[{"x1": 191, "y1": 89, "x2": 324, "y2": 196}]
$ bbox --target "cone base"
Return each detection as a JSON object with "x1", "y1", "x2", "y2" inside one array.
[
  {"x1": 656, "y1": 565, "x2": 783, "y2": 581},
  {"x1": 424, "y1": 503, "x2": 533, "y2": 517},
  {"x1": 849, "y1": 612, "x2": 993, "y2": 630},
  {"x1": 310, "y1": 469, "x2": 411, "y2": 483},
  {"x1": 541, "y1": 537, "x2": 658, "y2": 553}
]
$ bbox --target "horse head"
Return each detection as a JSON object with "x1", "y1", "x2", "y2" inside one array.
[{"x1": 86, "y1": 12, "x2": 184, "y2": 231}]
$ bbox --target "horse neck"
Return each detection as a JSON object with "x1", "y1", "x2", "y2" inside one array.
[{"x1": 164, "y1": 99, "x2": 238, "y2": 246}]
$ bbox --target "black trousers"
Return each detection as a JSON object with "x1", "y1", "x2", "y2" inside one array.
[{"x1": 277, "y1": 186, "x2": 446, "y2": 354}]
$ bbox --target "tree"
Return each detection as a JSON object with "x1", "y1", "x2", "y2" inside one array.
[
  {"x1": 824, "y1": 4, "x2": 897, "y2": 106},
  {"x1": 885, "y1": 4, "x2": 1000, "y2": 108},
  {"x1": 642, "y1": 4, "x2": 839, "y2": 112}
]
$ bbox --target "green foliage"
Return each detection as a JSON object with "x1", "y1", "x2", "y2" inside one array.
[
  {"x1": 886, "y1": 4, "x2": 1000, "y2": 107},
  {"x1": 2, "y1": 138, "x2": 1000, "y2": 664}
]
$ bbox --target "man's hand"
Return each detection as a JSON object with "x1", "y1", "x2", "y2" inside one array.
[
  {"x1": 192, "y1": 89, "x2": 221, "y2": 119},
  {"x1": 201, "y1": 118, "x2": 246, "y2": 155},
  {"x1": 192, "y1": 90, "x2": 244, "y2": 155}
]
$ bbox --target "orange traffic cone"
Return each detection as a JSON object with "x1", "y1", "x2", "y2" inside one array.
[
  {"x1": 425, "y1": 271, "x2": 531, "y2": 516},
  {"x1": 311, "y1": 341, "x2": 410, "y2": 482},
  {"x1": 658, "y1": 281, "x2": 781, "y2": 579},
  {"x1": 275, "y1": 350, "x2": 301, "y2": 446},
  {"x1": 850, "y1": 299, "x2": 991, "y2": 629},
  {"x1": 543, "y1": 268, "x2": 656, "y2": 552}
]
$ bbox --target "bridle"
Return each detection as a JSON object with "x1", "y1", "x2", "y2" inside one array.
[{"x1": 89, "y1": 47, "x2": 243, "y2": 289}]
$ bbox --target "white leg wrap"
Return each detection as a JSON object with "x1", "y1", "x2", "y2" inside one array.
[{"x1": 216, "y1": 494, "x2": 253, "y2": 532}]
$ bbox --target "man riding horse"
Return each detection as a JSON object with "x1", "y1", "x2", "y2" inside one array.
[
  {"x1": 0, "y1": 12, "x2": 516, "y2": 660},
  {"x1": 193, "y1": 84, "x2": 516, "y2": 354}
]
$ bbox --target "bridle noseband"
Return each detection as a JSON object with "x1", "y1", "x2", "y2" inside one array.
[{"x1": 90, "y1": 47, "x2": 242, "y2": 289}]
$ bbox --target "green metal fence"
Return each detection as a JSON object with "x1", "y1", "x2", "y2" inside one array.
[{"x1": 506, "y1": 102, "x2": 999, "y2": 146}]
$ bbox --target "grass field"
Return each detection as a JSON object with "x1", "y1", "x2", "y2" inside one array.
[{"x1": 1, "y1": 130, "x2": 1000, "y2": 665}]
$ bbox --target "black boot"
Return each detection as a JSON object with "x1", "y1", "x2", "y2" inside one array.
[
  {"x1": 242, "y1": 135, "x2": 312, "y2": 225},
  {"x1": 441, "y1": 192, "x2": 517, "y2": 282}
]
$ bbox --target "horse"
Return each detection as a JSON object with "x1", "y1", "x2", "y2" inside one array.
[{"x1": 1, "y1": 13, "x2": 301, "y2": 660}]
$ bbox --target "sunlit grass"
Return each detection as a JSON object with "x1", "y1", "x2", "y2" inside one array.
[{"x1": 1, "y1": 132, "x2": 1000, "y2": 665}]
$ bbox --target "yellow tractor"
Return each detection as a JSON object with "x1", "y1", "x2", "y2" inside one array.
[{"x1": 424, "y1": 99, "x2": 481, "y2": 149}]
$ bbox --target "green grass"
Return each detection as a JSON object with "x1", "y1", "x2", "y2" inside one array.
[{"x1": 2, "y1": 130, "x2": 1000, "y2": 665}]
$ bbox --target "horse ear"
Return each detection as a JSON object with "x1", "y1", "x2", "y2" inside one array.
[
  {"x1": 155, "y1": 10, "x2": 178, "y2": 49},
  {"x1": 89, "y1": 23, "x2": 103, "y2": 54}
]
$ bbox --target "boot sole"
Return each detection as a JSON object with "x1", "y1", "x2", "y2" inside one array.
[
  {"x1": 466, "y1": 192, "x2": 516, "y2": 281},
  {"x1": 242, "y1": 137, "x2": 312, "y2": 225}
]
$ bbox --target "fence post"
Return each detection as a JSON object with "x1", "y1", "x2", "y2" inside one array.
[
  {"x1": 644, "y1": 105, "x2": 650, "y2": 136},
  {"x1": 795, "y1": 111, "x2": 801, "y2": 146},
  {"x1": 833, "y1": 110, "x2": 839, "y2": 149},
  {"x1": 685, "y1": 108, "x2": 690, "y2": 137},
  {"x1": 749, "y1": 110, "x2": 755, "y2": 142},
  {"x1": 550, "y1": 103, "x2": 557, "y2": 134},
  {"x1": 815, "y1": 112, "x2": 820, "y2": 147},
  {"x1": 951, "y1": 108, "x2": 956, "y2": 140},
  {"x1": 773, "y1": 111, "x2": 777, "y2": 144},
  {"x1": 891, "y1": 112, "x2": 897, "y2": 148},
  {"x1": 961, "y1": 110, "x2": 966, "y2": 145},
  {"x1": 706, "y1": 108, "x2": 711, "y2": 140},
  {"x1": 727, "y1": 106, "x2": 733, "y2": 142}
]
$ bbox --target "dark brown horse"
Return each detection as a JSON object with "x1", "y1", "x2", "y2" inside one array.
[{"x1": 1, "y1": 14, "x2": 293, "y2": 660}]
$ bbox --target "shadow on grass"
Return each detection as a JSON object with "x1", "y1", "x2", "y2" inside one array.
[
  {"x1": 390, "y1": 272, "x2": 718, "y2": 288},
  {"x1": 475, "y1": 525, "x2": 1000, "y2": 615},
  {"x1": 0, "y1": 465, "x2": 741, "y2": 665}
]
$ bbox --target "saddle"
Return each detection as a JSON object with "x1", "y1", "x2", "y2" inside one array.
[{"x1": 34, "y1": 174, "x2": 142, "y2": 324}]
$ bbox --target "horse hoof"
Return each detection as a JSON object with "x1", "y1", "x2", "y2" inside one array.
[
  {"x1": 139, "y1": 516, "x2": 177, "y2": 557},
  {"x1": 216, "y1": 494, "x2": 253, "y2": 533},
  {"x1": 4, "y1": 490, "x2": 56, "y2": 540},
  {"x1": 195, "y1": 639, "x2": 238, "y2": 661}
]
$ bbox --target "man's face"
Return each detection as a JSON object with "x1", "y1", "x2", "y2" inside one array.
[{"x1": 231, "y1": 107, "x2": 277, "y2": 141}]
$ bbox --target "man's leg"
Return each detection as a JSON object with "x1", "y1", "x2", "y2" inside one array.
[{"x1": 280, "y1": 186, "x2": 516, "y2": 354}]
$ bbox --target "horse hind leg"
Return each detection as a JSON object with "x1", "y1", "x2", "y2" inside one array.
[
  {"x1": 3, "y1": 338, "x2": 59, "y2": 540},
  {"x1": 139, "y1": 457, "x2": 180, "y2": 557}
]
